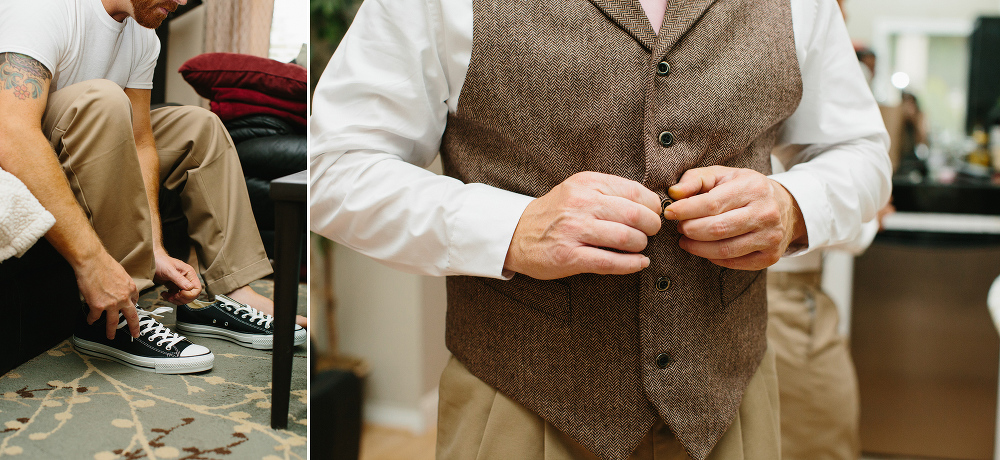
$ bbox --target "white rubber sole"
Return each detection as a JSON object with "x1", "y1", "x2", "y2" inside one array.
[
  {"x1": 175, "y1": 322, "x2": 307, "y2": 350},
  {"x1": 71, "y1": 336, "x2": 214, "y2": 374}
]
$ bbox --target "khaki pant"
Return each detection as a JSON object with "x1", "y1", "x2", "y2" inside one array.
[
  {"x1": 41, "y1": 79, "x2": 272, "y2": 295},
  {"x1": 437, "y1": 347, "x2": 780, "y2": 460},
  {"x1": 767, "y1": 271, "x2": 860, "y2": 460}
]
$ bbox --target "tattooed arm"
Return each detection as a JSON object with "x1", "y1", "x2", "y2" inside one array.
[{"x1": 0, "y1": 52, "x2": 140, "y2": 340}]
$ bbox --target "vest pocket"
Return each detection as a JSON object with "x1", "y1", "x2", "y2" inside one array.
[
  {"x1": 472, "y1": 276, "x2": 572, "y2": 321},
  {"x1": 720, "y1": 268, "x2": 764, "y2": 306}
]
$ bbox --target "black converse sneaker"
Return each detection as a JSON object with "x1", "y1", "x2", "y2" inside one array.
[
  {"x1": 72, "y1": 307, "x2": 214, "y2": 374},
  {"x1": 175, "y1": 295, "x2": 306, "y2": 350}
]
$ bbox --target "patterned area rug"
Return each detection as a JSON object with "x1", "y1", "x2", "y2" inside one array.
[{"x1": 0, "y1": 281, "x2": 306, "y2": 460}]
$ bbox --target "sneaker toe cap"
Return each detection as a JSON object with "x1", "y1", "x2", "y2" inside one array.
[{"x1": 180, "y1": 344, "x2": 212, "y2": 357}]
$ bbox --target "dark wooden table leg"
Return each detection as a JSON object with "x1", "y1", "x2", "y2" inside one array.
[{"x1": 271, "y1": 199, "x2": 303, "y2": 429}]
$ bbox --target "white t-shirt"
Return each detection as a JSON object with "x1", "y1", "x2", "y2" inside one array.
[{"x1": 0, "y1": 0, "x2": 160, "y2": 91}]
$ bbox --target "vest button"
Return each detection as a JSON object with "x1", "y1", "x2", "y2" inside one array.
[
  {"x1": 658, "y1": 131, "x2": 674, "y2": 148},
  {"x1": 656, "y1": 353, "x2": 670, "y2": 369},
  {"x1": 657, "y1": 61, "x2": 670, "y2": 76},
  {"x1": 656, "y1": 276, "x2": 671, "y2": 292}
]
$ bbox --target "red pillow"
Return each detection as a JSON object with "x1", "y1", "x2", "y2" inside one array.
[
  {"x1": 213, "y1": 87, "x2": 306, "y2": 115},
  {"x1": 179, "y1": 53, "x2": 306, "y2": 102},
  {"x1": 210, "y1": 100, "x2": 306, "y2": 126}
]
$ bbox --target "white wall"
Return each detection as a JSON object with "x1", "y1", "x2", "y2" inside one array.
[
  {"x1": 164, "y1": 6, "x2": 206, "y2": 107},
  {"x1": 332, "y1": 246, "x2": 447, "y2": 433}
]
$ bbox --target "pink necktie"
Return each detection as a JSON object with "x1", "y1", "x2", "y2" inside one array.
[{"x1": 638, "y1": 0, "x2": 667, "y2": 35}]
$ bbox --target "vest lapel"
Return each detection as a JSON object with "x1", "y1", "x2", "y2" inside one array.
[
  {"x1": 655, "y1": 0, "x2": 719, "y2": 57},
  {"x1": 587, "y1": 0, "x2": 657, "y2": 52}
]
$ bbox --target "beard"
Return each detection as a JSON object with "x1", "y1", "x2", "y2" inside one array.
[{"x1": 131, "y1": 0, "x2": 176, "y2": 29}]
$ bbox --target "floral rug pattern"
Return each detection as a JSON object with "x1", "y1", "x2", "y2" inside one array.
[{"x1": 0, "y1": 281, "x2": 306, "y2": 460}]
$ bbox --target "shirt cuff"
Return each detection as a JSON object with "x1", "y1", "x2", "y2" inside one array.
[
  {"x1": 770, "y1": 169, "x2": 832, "y2": 255},
  {"x1": 448, "y1": 183, "x2": 534, "y2": 279}
]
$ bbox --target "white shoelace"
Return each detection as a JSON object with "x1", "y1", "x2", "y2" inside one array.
[
  {"x1": 117, "y1": 306, "x2": 186, "y2": 350},
  {"x1": 217, "y1": 295, "x2": 274, "y2": 328}
]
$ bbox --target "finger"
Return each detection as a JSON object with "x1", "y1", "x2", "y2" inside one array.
[
  {"x1": 678, "y1": 231, "x2": 777, "y2": 261},
  {"x1": 162, "y1": 285, "x2": 199, "y2": 305},
  {"x1": 86, "y1": 305, "x2": 102, "y2": 325},
  {"x1": 164, "y1": 263, "x2": 194, "y2": 291},
  {"x1": 591, "y1": 174, "x2": 662, "y2": 215},
  {"x1": 667, "y1": 166, "x2": 729, "y2": 201},
  {"x1": 675, "y1": 206, "x2": 757, "y2": 242},
  {"x1": 707, "y1": 251, "x2": 777, "y2": 271},
  {"x1": 105, "y1": 309, "x2": 118, "y2": 340},
  {"x1": 122, "y1": 302, "x2": 141, "y2": 338},
  {"x1": 665, "y1": 176, "x2": 751, "y2": 221},
  {"x1": 573, "y1": 246, "x2": 650, "y2": 275},
  {"x1": 175, "y1": 287, "x2": 201, "y2": 305},
  {"x1": 593, "y1": 196, "x2": 662, "y2": 236},
  {"x1": 579, "y1": 220, "x2": 649, "y2": 253},
  {"x1": 184, "y1": 269, "x2": 203, "y2": 292}
]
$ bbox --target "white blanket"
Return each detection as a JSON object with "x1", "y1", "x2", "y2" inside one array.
[{"x1": 0, "y1": 166, "x2": 55, "y2": 262}]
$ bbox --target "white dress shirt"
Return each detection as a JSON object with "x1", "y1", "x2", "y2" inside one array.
[{"x1": 310, "y1": 0, "x2": 892, "y2": 279}]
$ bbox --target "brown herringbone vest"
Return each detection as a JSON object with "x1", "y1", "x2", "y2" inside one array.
[{"x1": 440, "y1": 0, "x2": 802, "y2": 459}]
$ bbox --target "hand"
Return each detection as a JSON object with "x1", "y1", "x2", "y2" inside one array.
[
  {"x1": 75, "y1": 251, "x2": 140, "y2": 339},
  {"x1": 663, "y1": 166, "x2": 806, "y2": 270},
  {"x1": 504, "y1": 171, "x2": 662, "y2": 280},
  {"x1": 153, "y1": 251, "x2": 202, "y2": 305},
  {"x1": 876, "y1": 199, "x2": 896, "y2": 231}
]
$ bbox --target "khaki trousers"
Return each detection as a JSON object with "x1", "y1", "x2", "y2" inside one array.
[
  {"x1": 41, "y1": 79, "x2": 272, "y2": 294},
  {"x1": 437, "y1": 347, "x2": 780, "y2": 460},
  {"x1": 766, "y1": 271, "x2": 860, "y2": 460}
]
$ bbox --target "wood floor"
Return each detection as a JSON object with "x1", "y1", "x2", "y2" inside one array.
[{"x1": 360, "y1": 424, "x2": 436, "y2": 460}]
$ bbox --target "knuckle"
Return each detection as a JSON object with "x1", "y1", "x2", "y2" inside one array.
[
  {"x1": 572, "y1": 171, "x2": 596, "y2": 186},
  {"x1": 621, "y1": 206, "x2": 639, "y2": 225},
  {"x1": 594, "y1": 256, "x2": 614, "y2": 272},
  {"x1": 707, "y1": 198, "x2": 722, "y2": 215},
  {"x1": 675, "y1": 221, "x2": 688, "y2": 236},
  {"x1": 767, "y1": 231, "x2": 783, "y2": 247},
  {"x1": 717, "y1": 242, "x2": 734, "y2": 259},
  {"x1": 623, "y1": 183, "x2": 641, "y2": 202},
  {"x1": 761, "y1": 207, "x2": 780, "y2": 224},
  {"x1": 611, "y1": 230, "x2": 627, "y2": 247},
  {"x1": 564, "y1": 193, "x2": 588, "y2": 210},
  {"x1": 709, "y1": 221, "x2": 729, "y2": 238},
  {"x1": 552, "y1": 246, "x2": 575, "y2": 266}
]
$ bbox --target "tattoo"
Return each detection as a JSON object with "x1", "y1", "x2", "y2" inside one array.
[{"x1": 0, "y1": 53, "x2": 51, "y2": 100}]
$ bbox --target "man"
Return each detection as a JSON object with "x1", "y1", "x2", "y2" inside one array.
[
  {"x1": 0, "y1": 0, "x2": 304, "y2": 374},
  {"x1": 311, "y1": 0, "x2": 891, "y2": 458}
]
